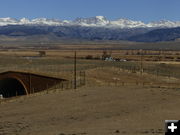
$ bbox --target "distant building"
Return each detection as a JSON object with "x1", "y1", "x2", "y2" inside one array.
[{"x1": 105, "y1": 57, "x2": 115, "y2": 61}]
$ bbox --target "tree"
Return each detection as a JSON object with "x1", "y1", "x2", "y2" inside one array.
[
  {"x1": 38, "y1": 51, "x2": 46, "y2": 57},
  {"x1": 102, "y1": 50, "x2": 111, "y2": 60}
]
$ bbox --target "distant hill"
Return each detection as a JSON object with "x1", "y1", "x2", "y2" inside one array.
[
  {"x1": 0, "y1": 25, "x2": 180, "y2": 42},
  {"x1": 128, "y1": 27, "x2": 180, "y2": 42},
  {"x1": 0, "y1": 25, "x2": 150, "y2": 40}
]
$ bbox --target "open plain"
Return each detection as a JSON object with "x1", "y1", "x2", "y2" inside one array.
[
  {"x1": 1, "y1": 85, "x2": 180, "y2": 135},
  {"x1": 1, "y1": 46, "x2": 180, "y2": 135}
]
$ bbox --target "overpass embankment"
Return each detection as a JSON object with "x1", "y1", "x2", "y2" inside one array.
[{"x1": 0, "y1": 71, "x2": 67, "y2": 98}]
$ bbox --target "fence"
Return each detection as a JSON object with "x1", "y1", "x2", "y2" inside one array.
[
  {"x1": 105, "y1": 81, "x2": 180, "y2": 88},
  {"x1": 86, "y1": 80, "x2": 180, "y2": 89},
  {"x1": 118, "y1": 64, "x2": 175, "y2": 78}
]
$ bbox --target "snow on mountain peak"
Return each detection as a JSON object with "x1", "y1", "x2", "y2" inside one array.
[
  {"x1": 0, "y1": 16, "x2": 180, "y2": 28},
  {"x1": 73, "y1": 16, "x2": 109, "y2": 26},
  {"x1": 19, "y1": 18, "x2": 30, "y2": 24},
  {"x1": 0, "y1": 17, "x2": 18, "y2": 26},
  {"x1": 147, "y1": 20, "x2": 180, "y2": 28},
  {"x1": 95, "y1": 16, "x2": 106, "y2": 20},
  {"x1": 110, "y1": 18, "x2": 146, "y2": 28}
]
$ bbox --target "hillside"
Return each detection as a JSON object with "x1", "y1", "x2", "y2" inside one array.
[
  {"x1": 0, "y1": 25, "x2": 180, "y2": 43},
  {"x1": 0, "y1": 25, "x2": 150, "y2": 41},
  {"x1": 1, "y1": 86, "x2": 180, "y2": 135},
  {"x1": 128, "y1": 27, "x2": 180, "y2": 42}
]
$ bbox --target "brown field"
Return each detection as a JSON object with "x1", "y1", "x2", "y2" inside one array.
[
  {"x1": 1, "y1": 45, "x2": 180, "y2": 135},
  {"x1": 1, "y1": 85, "x2": 180, "y2": 135}
]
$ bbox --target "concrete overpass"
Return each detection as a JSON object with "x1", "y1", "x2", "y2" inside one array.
[{"x1": 0, "y1": 71, "x2": 67, "y2": 98}]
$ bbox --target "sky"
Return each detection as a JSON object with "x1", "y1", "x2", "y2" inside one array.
[{"x1": 0, "y1": 0, "x2": 179, "y2": 22}]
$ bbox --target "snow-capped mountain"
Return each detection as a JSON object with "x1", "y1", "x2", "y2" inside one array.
[
  {"x1": 0, "y1": 17, "x2": 65, "y2": 26},
  {"x1": 147, "y1": 20, "x2": 180, "y2": 28},
  {"x1": 73, "y1": 16, "x2": 110, "y2": 26},
  {"x1": 0, "y1": 16, "x2": 180, "y2": 43},
  {"x1": 0, "y1": 16, "x2": 180, "y2": 28},
  {"x1": 0, "y1": 17, "x2": 18, "y2": 26},
  {"x1": 110, "y1": 19, "x2": 146, "y2": 28}
]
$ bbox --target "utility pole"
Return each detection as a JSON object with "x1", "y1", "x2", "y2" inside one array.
[
  {"x1": 29, "y1": 73, "x2": 32, "y2": 94},
  {"x1": 74, "y1": 51, "x2": 77, "y2": 89},
  {"x1": 140, "y1": 49, "x2": 143, "y2": 75}
]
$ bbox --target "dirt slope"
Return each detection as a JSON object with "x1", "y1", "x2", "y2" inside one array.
[{"x1": 0, "y1": 86, "x2": 180, "y2": 135}]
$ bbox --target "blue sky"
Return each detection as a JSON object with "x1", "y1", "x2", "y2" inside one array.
[{"x1": 0, "y1": 0, "x2": 179, "y2": 22}]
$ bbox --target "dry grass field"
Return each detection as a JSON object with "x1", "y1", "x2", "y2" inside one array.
[
  {"x1": 1, "y1": 46, "x2": 180, "y2": 135},
  {"x1": 1, "y1": 86, "x2": 180, "y2": 135}
]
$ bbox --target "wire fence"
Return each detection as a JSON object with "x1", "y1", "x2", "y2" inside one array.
[
  {"x1": 118, "y1": 64, "x2": 175, "y2": 78},
  {"x1": 101, "y1": 81, "x2": 180, "y2": 88},
  {"x1": 1, "y1": 60, "x2": 180, "y2": 104}
]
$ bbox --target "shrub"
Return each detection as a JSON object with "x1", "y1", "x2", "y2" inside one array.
[{"x1": 85, "y1": 55, "x2": 93, "y2": 59}]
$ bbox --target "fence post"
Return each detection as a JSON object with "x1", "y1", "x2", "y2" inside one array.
[
  {"x1": 33, "y1": 88, "x2": 35, "y2": 94},
  {"x1": 61, "y1": 82, "x2": 64, "y2": 90},
  {"x1": 46, "y1": 84, "x2": 49, "y2": 94},
  {"x1": 156, "y1": 69, "x2": 159, "y2": 77},
  {"x1": 80, "y1": 71, "x2": 82, "y2": 86},
  {"x1": 74, "y1": 51, "x2": 77, "y2": 89},
  {"x1": 66, "y1": 82, "x2": 68, "y2": 89},
  {"x1": 136, "y1": 81, "x2": 138, "y2": 85},
  {"x1": 83, "y1": 71, "x2": 86, "y2": 85},
  {"x1": 122, "y1": 82, "x2": 124, "y2": 86},
  {"x1": 168, "y1": 71, "x2": 171, "y2": 79},
  {"x1": 70, "y1": 80, "x2": 72, "y2": 89}
]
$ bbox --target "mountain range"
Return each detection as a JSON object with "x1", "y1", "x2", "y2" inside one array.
[
  {"x1": 1, "y1": 16, "x2": 180, "y2": 28},
  {"x1": 0, "y1": 16, "x2": 180, "y2": 42}
]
